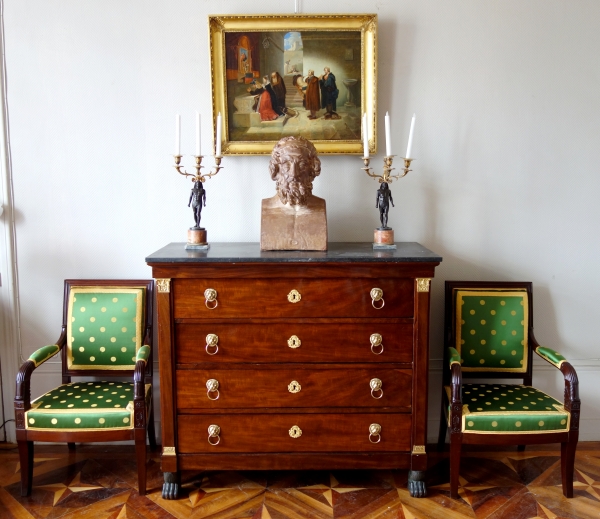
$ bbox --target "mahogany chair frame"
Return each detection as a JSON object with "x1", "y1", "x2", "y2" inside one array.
[
  {"x1": 437, "y1": 281, "x2": 580, "y2": 498},
  {"x1": 14, "y1": 279, "x2": 156, "y2": 496}
]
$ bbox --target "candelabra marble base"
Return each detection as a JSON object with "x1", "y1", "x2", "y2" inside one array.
[
  {"x1": 373, "y1": 228, "x2": 397, "y2": 250},
  {"x1": 185, "y1": 228, "x2": 210, "y2": 250}
]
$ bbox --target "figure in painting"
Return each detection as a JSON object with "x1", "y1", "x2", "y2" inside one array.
[
  {"x1": 319, "y1": 67, "x2": 340, "y2": 120},
  {"x1": 247, "y1": 78, "x2": 279, "y2": 121},
  {"x1": 261, "y1": 136, "x2": 327, "y2": 251},
  {"x1": 188, "y1": 181, "x2": 206, "y2": 229},
  {"x1": 285, "y1": 60, "x2": 299, "y2": 75},
  {"x1": 270, "y1": 71, "x2": 287, "y2": 115},
  {"x1": 293, "y1": 74, "x2": 306, "y2": 98},
  {"x1": 241, "y1": 50, "x2": 250, "y2": 73},
  {"x1": 375, "y1": 182, "x2": 394, "y2": 230},
  {"x1": 304, "y1": 69, "x2": 320, "y2": 120}
]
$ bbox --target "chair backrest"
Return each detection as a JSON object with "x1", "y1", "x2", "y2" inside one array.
[
  {"x1": 62, "y1": 280, "x2": 153, "y2": 376},
  {"x1": 445, "y1": 281, "x2": 533, "y2": 380}
]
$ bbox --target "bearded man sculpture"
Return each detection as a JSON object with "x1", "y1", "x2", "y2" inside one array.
[{"x1": 261, "y1": 136, "x2": 327, "y2": 251}]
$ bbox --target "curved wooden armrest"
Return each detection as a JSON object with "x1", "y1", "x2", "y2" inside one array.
[
  {"x1": 133, "y1": 358, "x2": 150, "y2": 429},
  {"x1": 134, "y1": 359, "x2": 147, "y2": 400},
  {"x1": 448, "y1": 362, "x2": 463, "y2": 434},
  {"x1": 560, "y1": 361, "x2": 581, "y2": 432},
  {"x1": 15, "y1": 329, "x2": 67, "y2": 411},
  {"x1": 15, "y1": 361, "x2": 36, "y2": 411},
  {"x1": 450, "y1": 362, "x2": 462, "y2": 404},
  {"x1": 143, "y1": 325, "x2": 152, "y2": 353},
  {"x1": 532, "y1": 335, "x2": 580, "y2": 426},
  {"x1": 531, "y1": 331, "x2": 580, "y2": 415}
]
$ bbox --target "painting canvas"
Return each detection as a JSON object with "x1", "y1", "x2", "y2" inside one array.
[{"x1": 209, "y1": 14, "x2": 378, "y2": 155}]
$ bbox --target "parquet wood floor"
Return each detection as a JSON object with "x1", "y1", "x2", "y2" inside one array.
[{"x1": 0, "y1": 443, "x2": 599, "y2": 518}]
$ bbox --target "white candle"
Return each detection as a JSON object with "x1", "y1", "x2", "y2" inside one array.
[
  {"x1": 215, "y1": 112, "x2": 222, "y2": 157},
  {"x1": 385, "y1": 112, "x2": 391, "y2": 157},
  {"x1": 175, "y1": 114, "x2": 181, "y2": 156},
  {"x1": 406, "y1": 113, "x2": 416, "y2": 158},
  {"x1": 362, "y1": 113, "x2": 369, "y2": 158},
  {"x1": 195, "y1": 111, "x2": 201, "y2": 156}
]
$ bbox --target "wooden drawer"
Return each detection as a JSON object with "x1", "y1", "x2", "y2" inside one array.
[
  {"x1": 173, "y1": 278, "x2": 414, "y2": 319},
  {"x1": 175, "y1": 322, "x2": 413, "y2": 364},
  {"x1": 177, "y1": 413, "x2": 412, "y2": 453},
  {"x1": 176, "y1": 367, "x2": 412, "y2": 409}
]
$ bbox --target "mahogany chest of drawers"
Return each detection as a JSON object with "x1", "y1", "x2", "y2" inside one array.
[{"x1": 146, "y1": 242, "x2": 442, "y2": 498}]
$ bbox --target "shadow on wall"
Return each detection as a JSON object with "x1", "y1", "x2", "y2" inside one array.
[{"x1": 378, "y1": 19, "x2": 413, "y2": 120}]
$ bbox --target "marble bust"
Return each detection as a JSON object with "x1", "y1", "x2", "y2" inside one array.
[{"x1": 260, "y1": 136, "x2": 327, "y2": 251}]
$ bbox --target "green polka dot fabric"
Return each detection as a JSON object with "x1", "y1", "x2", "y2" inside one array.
[
  {"x1": 536, "y1": 346, "x2": 567, "y2": 368},
  {"x1": 25, "y1": 381, "x2": 151, "y2": 431},
  {"x1": 67, "y1": 288, "x2": 144, "y2": 370},
  {"x1": 456, "y1": 290, "x2": 528, "y2": 373},
  {"x1": 445, "y1": 383, "x2": 569, "y2": 434},
  {"x1": 448, "y1": 346, "x2": 461, "y2": 367},
  {"x1": 29, "y1": 344, "x2": 60, "y2": 367}
]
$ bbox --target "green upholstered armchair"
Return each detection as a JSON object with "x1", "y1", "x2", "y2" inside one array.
[
  {"x1": 14, "y1": 280, "x2": 156, "y2": 497},
  {"x1": 438, "y1": 281, "x2": 580, "y2": 499}
]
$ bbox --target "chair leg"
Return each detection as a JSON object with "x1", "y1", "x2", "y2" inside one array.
[
  {"x1": 517, "y1": 445, "x2": 526, "y2": 452},
  {"x1": 561, "y1": 433, "x2": 578, "y2": 498},
  {"x1": 449, "y1": 433, "x2": 462, "y2": 499},
  {"x1": 135, "y1": 428, "x2": 147, "y2": 495},
  {"x1": 147, "y1": 403, "x2": 157, "y2": 451},
  {"x1": 67, "y1": 442, "x2": 76, "y2": 451},
  {"x1": 437, "y1": 396, "x2": 448, "y2": 452},
  {"x1": 18, "y1": 440, "x2": 34, "y2": 497}
]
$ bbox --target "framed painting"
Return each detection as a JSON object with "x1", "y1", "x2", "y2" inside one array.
[{"x1": 208, "y1": 13, "x2": 377, "y2": 155}]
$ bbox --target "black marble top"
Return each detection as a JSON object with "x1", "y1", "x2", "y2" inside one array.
[{"x1": 146, "y1": 242, "x2": 442, "y2": 264}]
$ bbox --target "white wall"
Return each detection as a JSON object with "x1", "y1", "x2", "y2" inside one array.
[{"x1": 1, "y1": 0, "x2": 599, "y2": 442}]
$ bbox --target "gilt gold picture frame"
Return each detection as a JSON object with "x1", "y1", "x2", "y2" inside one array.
[{"x1": 208, "y1": 14, "x2": 377, "y2": 155}]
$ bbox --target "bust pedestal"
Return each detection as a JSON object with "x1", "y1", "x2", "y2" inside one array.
[{"x1": 260, "y1": 195, "x2": 327, "y2": 251}]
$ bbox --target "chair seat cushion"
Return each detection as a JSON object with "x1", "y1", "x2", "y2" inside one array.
[
  {"x1": 445, "y1": 383, "x2": 570, "y2": 434},
  {"x1": 25, "y1": 381, "x2": 151, "y2": 431}
]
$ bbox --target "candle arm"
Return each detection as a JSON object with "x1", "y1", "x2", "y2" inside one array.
[{"x1": 173, "y1": 155, "x2": 224, "y2": 183}]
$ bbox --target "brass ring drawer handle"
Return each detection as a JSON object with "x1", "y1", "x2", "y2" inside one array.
[
  {"x1": 370, "y1": 378, "x2": 383, "y2": 399},
  {"x1": 289, "y1": 425, "x2": 302, "y2": 438},
  {"x1": 206, "y1": 379, "x2": 220, "y2": 400},
  {"x1": 204, "y1": 288, "x2": 218, "y2": 309},
  {"x1": 369, "y1": 423, "x2": 382, "y2": 444},
  {"x1": 370, "y1": 333, "x2": 383, "y2": 355},
  {"x1": 288, "y1": 335, "x2": 301, "y2": 349},
  {"x1": 208, "y1": 424, "x2": 221, "y2": 445},
  {"x1": 370, "y1": 288, "x2": 385, "y2": 309},
  {"x1": 205, "y1": 334, "x2": 219, "y2": 355}
]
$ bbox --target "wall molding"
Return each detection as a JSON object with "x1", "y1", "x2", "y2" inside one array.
[{"x1": 0, "y1": 1, "x2": 21, "y2": 443}]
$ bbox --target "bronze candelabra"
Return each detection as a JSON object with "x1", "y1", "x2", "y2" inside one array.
[
  {"x1": 173, "y1": 154, "x2": 224, "y2": 250},
  {"x1": 361, "y1": 155, "x2": 415, "y2": 250}
]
